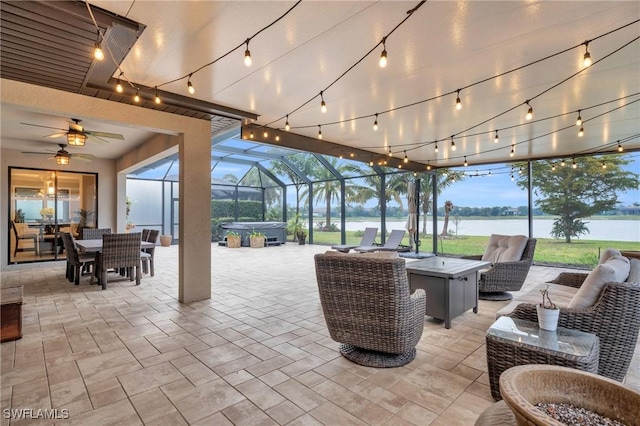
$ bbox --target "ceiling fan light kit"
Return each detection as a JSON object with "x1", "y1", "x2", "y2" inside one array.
[{"x1": 67, "y1": 130, "x2": 86, "y2": 146}]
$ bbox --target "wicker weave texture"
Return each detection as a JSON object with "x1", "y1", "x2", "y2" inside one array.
[
  {"x1": 82, "y1": 228, "x2": 112, "y2": 240},
  {"x1": 60, "y1": 232, "x2": 95, "y2": 285},
  {"x1": 487, "y1": 331, "x2": 599, "y2": 400},
  {"x1": 507, "y1": 281, "x2": 640, "y2": 382},
  {"x1": 98, "y1": 233, "x2": 142, "y2": 289},
  {"x1": 314, "y1": 254, "x2": 425, "y2": 365}
]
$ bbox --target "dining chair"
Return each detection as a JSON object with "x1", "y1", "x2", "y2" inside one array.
[
  {"x1": 60, "y1": 232, "x2": 95, "y2": 285},
  {"x1": 11, "y1": 220, "x2": 39, "y2": 257},
  {"x1": 97, "y1": 233, "x2": 142, "y2": 290},
  {"x1": 82, "y1": 228, "x2": 112, "y2": 240},
  {"x1": 140, "y1": 229, "x2": 159, "y2": 276}
]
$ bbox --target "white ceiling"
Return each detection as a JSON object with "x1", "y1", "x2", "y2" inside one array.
[{"x1": 2, "y1": 1, "x2": 639, "y2": 168}]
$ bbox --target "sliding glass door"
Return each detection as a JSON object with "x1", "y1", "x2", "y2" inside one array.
[{"x1": 8, "y1": 167, "x2": 97, "y2": 264}]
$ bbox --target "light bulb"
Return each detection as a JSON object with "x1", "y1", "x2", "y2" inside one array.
[
  {"x1": 511, "y1": 174, "x2": 514, "y2": 181},
  {"x1": 318, "y1": 125, "x2": 322, "y2": 139},
  {"x1": 275, "y1": 134, "x2": 280, "y2": 142},
  {"x1": 552, "y1": 164, "x2": 556, "y2": 171},
  {"x1": 187, "y1": 76, "x2": 195, "y2": 94},
  {"x1": 435, "y1": 143, "x2": 438, "y2": 153},
  {"x1": 116, "y1": 80, "x2": 123, "y2": 93},
  {"x1": 369, "y1": 158, "x2": 373, "y2": 166},
  {"x1": 94, "y1": 43, "x2": 104, "y2": 61},
  {"x1": 263, "y1": 130, "x2": 268, "y2": 138},
  {"x1": 249, "y1": 129, "x2": 254, "y2": 139},
  {"x1": 154, "y1": 87, "x2": 161, "y2": 104},
  {"x1": 373, "y1": 114, "x2": 379, "y2": 131},
  {"x1": 561, "y1": 159, "x2": 566, "y2": 166},
  {"x1": 488, "y1": 170, "x2": 492, "y2": 176},
  {"x1": 388, "y1": 149, "x2": 393, "y2": 157},
  {"x1": 403, "y1": 151, "x2": 408, "y2": 163},
  {"x1": 602, "y1": 161, "x2": 606, "y2": 169},
  {"x1": 617, "y1": 142, "x2": 623, "y2": 152},
  {"x1": 455, "y1": 90, "x2": 462, "y2": 110},
  {"x1": 583, "y1": 42, "x2": 592, "y2": 67},
  {"x1": 576, "y1": 110, "x2": 582, "y2": 126},
  {"x1": 572, "y1": 159, "x2": 577, "y2": 169},
  {"x1": 463, "y1": 156, "x2": 468, "y2": 167},
  {"x1": 320, "y1": 92, "x2": 327, "y2": 113},
  {"x1": 285, "y1": 115, "x2": 290, "y2": 131},
  {"x1": 450, "y1": 137, "x2": 456, "y2": 151},
  {"x1": 494, "y1": 130, "x2": 499, "y2": 143},
  {"x1": 339, "y1": 152, "x2": 343, "y2": 159},
  {"x1": 134, "y1": 89, "x2": 140, "y2": 103},
  {"x1": 350, "y1": 152, "x2": 355, "y2": 158},
  {"x1": 525, "y1": 102, "x2": 533, "y2": 120},
  {"x1": 510, "y1": 146, "x2": 515, "y2": 157},
  {"x1": 379, "y1": 49, "x2": 387, "y2": 68},
  {"x1": 578, "y1": 127, "x2": 584, "y2": 137},
  {"x1": 244, "y1": 40, "x2": 252, "y2": 67}
]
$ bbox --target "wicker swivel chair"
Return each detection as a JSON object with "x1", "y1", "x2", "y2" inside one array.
[
  {"x1": 314, "y1": 252, "x2": 426, "y2": 367},
  {"x1": 464, "y1": 237, "x2": 537, "y2": 301},
  {"x1": 507, "y1": 277, "x2": 640, "y2": 382}
]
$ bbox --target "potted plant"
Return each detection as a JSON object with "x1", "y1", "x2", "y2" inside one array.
[
  {"x1": 75, "y1": 209, "x2": 94, "y2": 240},
  {"x1": 14, "y1": 209, "x2": 25, "y2": 223},
  {"x1": 225, "y1": 231, "x2": 241, "y2": 248},
  {"x1": 536, "y1": 285, "x2": 560, "y2": 331},
  {"x1": 295, "y1": 222, "x2": 307, "y2": 245},
  {"x1": 160, "y1": 235, "x2": 173, "y2": 247},
  {"x1": 287, "y1": 215, "x2": 307, "y2": 244},
  {"x1": 248, "y1": 229, "x2": 265, "y2": 248}
]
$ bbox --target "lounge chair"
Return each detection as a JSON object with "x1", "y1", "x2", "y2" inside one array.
[
  {"x1": 331, "y1": 227, "x2": 378, "y2": 253},
  {"x1": 354, "y1": 229, "x2": 405, "y2": 253}
]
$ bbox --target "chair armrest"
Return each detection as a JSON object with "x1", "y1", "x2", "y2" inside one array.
[
  {"x1": 482, "y1": 259, "x2": 530, "y2": 278},
  {"x1": 410, "y1": 289, "x2": 426, "y2": 317},
  {"x1": 548, "y1": 272, "x2": 589, "y2": 288}
]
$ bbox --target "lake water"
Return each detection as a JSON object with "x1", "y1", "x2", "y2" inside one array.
[{"x1": 317, "y1": 219, "x2": 640, "y2": 242}]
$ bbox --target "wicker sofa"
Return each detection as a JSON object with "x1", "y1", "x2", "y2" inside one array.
[
  {"x1": 314, "y1": 251, "x2": 425, "y2": 367},
  {"x1": 499, "y1": 253, "x2": 640, "y2": 382}
]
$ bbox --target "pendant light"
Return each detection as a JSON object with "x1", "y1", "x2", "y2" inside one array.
[
  {"x1": 575, "y1": 110, "x2": 582, "y2": 126},
  {"x1": 379, "y1": 37, "x2": 388, "y2": 68},
  {"x1": 455, "y1": 90, "x2": 462, "y2": 110},
  {"x1": 93, "y1": 30, "x2": 104, "y2": 61},
  {"x1": 525, "y1": 101, "x2": 533, "y2": 120},
  {"x1": 583, "y1": 41, "x2": 592, "y2": 67},
  {"x1": 187, "y1": 74, "x2": 195, "y2": 94},
  {"x1": 320, "y1": 91, "x2": 327, "y2": 113},
  {"x1": 244, "y1": 39, "x2": 252, "y2": 67},
  {"x1": 285, "y1": 115, "x2": 290, "y2": 131},
  {"x1": 494, "y1": 130, "x2": 499, "y2": 143},
  {"x1": 373, "y1": 114, "x2": 379, "y2": 131},
  {"x1": 318, "y1": 125, "x2": 323, "y2": 139}
]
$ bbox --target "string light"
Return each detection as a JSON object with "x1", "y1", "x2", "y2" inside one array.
[
  {"x1": 263, "y1": 129, "x2": 269, "y2": 138},
  {"x1": 551, "y1": 163, "x2": 556, "y2": 171},
  {"x1": 511, "y1": 174, "x2": 514, "y2": 181},
  {"x1": 578, "y1": 126, "x2": 584, "y2": 137},
  {"x1": 154, "y1": 87, "x2": 161, "y2": 104},
  {"x1": 617, "y1": 141, "x2": 623, "y2": 152},
  {"x1": 379, "y1": 37, "x2": 388, "y2": 68},
  {"x1": 339, "y1": 151, "x2": 343, "y2": 159},
  {"x1": 494, "y1": 130, "x2": 499, "y2": 143},
  {"x1": 583, "y1": 41, "x2": 592, "y2": 67},
  {"x1": 510, "y1": 145, "x2": 515, "y2": 157},
  {"x1": 244, "y1": 39, "x2": 252, "y2": 67},
  {"x1": 572, "y1": 158, "x2": 578, "y2": 169},
  {"x1": 463, "y1": 156, "x2": 468, "y2": 167},
  {"x1": 525, "y1": 101, "x2": 533, "y2": 120},
  {"x1": 133, "y1": 89, "x2": 140, "y2": 103},
  {"x1": 93, "y1": 30, "x2": 104, "y2": 61},
  {"x1": 373, "y1": 114, "x2": 379, "y2": 131},
  {"x1": 602, "y1": 161, "x2": 607, "y2": 169},
  {"x1": 488, "y1": 170, "x2": 492, "y2": 176},
  {"x1": 320, "y1": 91, "x2": 327, "y2": 113},
  {"x1": 561, "y1": 159, "x2": 566, "y2": 166},
  {"x1": 318, "y1": 125, "x2": 322, "y2": 139},
  {"x1": 369, "y1": 156, "x2": 374, "y2": 166},
  {"x1": 450, "y1": 136, "x2": 456, "y2": 151},
  {"x1": 115, "y1": 72, "x2": 124, "y2": 93},
  {"x1": 455, "y1": 90, "x2": 462, "y2": 111},
  {"x1": 403, "y1": 151, "x2": 408, "y2": 163},
  {"x1": 576, "y1": 110, "x2": 582, "y2": 126},
  {"x1": 426, "y1": 162, "x2": 431, "y2": 171},
  {"x1": 350, "y1": 152, "x2": 355, "y2": 158},
  {"x1": 434, "y1": 142, "x2": 438, "y2": 153},
  {"x1": 249, "y1": 129, "x2": 254, "y2": 139},
  {"x1": 388, "y1": 148, "x2": 393, "y2": 157},
  {"x1": 285, "y1": 115, "x2": 290, "y2": 131},
  {"x1": 187, "y1": 74, "x2": 195, "y2": 94},
  {"x1": 275, "y1": 133, "x2": 280, "y2": 142}
]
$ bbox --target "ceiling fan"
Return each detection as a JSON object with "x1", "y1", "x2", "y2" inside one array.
[
  {"x1": 22, "y1": 144, "x2": 95, "y2": 165},
  {"x1": 21, "y1": 118, "x2": 125, "y2": 146}
]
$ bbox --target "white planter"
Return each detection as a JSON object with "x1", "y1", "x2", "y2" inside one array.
[{"x1": 536, "y1": 305, "x2": 560, "y2": 331}]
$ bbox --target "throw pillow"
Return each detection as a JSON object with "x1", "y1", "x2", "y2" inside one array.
[
  {"x1": 599, "y1": 248, "x2": 622, "y2": 264},
  {"x1": 627, "y1": 258, "x2": 640, "y2": 283},
  {"x1": 481, "y1": 234, "x2": 529, "y2": 263},
  {"x1": 568, "y1": 255, "x2": 630, "y2": 309}
]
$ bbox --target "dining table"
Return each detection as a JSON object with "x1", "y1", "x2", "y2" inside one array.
[{"x1": 75, "y1": 239, "x2": 155, "y2": 253}]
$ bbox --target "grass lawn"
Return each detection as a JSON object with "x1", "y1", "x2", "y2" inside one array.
[{"x1": 307, "y1": 231, "x2": 638, "y2": 268}]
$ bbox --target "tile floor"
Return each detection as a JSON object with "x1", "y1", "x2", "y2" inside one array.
[{"x1": 1, "y1": 244, "x2": 638, "y2": 425}]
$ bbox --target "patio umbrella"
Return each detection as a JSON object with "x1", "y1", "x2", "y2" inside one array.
[{"x1": 405, "y1": 180, "x2": 418, "y2": 251}]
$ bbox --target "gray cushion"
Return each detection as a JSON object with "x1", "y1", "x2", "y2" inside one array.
[
  {"x1": 599, "y1": 248, "x2": 622, "y2": 264},
  {"x1": 627, "y1": 258, "x2": 640, "y2": 283},
  {"x1": 481, "y1": 234, "x2": 528, "y2": 263},
  {"x1": 568, "y1": 255, "x2": 630, "y2": 309}
]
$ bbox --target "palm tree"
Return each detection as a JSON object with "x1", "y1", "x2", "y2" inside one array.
[
  {"x1": 344, "y1": 165, "x2": 406, "y2": 211},
  {"x1": 305, "y1": 156, "x2": 354, "y2": 229},
  {"x1": 269, "y1": 153, "x2": 315, "y2": 220},
  {"x1": 441, "y1": 200, "x2": 454, "y2": 236},
  {"x1": 416, "y1": 169, "x2": 465, "y2": 235}
]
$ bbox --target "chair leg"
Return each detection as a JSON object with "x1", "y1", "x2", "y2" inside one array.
[
  {"x1": 101, "y1": 269, "x2": 107, "y2": 290},
  {"x1": 149, "y1": 258, "x2": 154, "y2": 277},
  {"x1": 74, "y1": 265, "x2": 81, "y2": 285},
  {"x1": 136, "y1": 265, "x2": 141, "y2": 285}
]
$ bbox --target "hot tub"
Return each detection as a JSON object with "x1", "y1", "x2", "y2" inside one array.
[{"x1": 221, "y1": 222, "x2": 286, "y2": 246}]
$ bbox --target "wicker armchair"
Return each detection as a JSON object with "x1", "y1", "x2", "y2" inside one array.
[
  {"x1": 507, "y1": 274, "x2": 640, "y2": 382},
  {"x1": 463, "y1": 238, "x2": 537, "y2": 301},
  {"x1": 314, "y1": 252, "x2": 426, "y2": 367}
]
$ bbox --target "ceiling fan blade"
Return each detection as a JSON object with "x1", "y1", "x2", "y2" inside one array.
[
  {"x1": 21, "y1": 151, "x2": 50, "y2": 155},
  {"x1": 44, "y1": 132, "x2": 66, "y2": 138},
  {"x1": 68, "y1": 122, "x2": 84, "y2": 132},
  {"x1": 85, "y1": 131, "x2": 124, "y2": 140},
  {"x1": 87, "y1": 134, "x2": 110, "y2": 144},
  {"x1": 20, "y1": 122, "x2": 66, "y2": 131}
]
